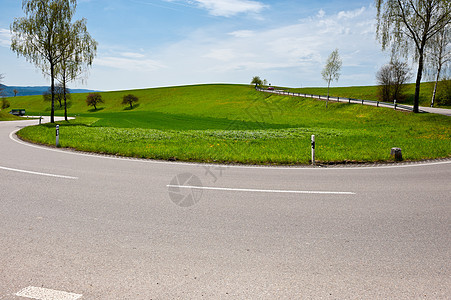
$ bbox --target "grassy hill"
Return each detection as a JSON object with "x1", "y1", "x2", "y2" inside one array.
[
  {"x1": 0, "y1": 110, "x2": 23, "y2": 121},
  {"x1": 13, "y1": 84, "x2": 450, "y2": 165}
]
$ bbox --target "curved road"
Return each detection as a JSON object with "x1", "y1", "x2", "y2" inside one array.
[{"x1": 1, "y1": 119, "x2": 450, "y2": 299}]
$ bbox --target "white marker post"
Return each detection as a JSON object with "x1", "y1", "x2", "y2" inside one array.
[
  {"x1": 311, "y1": 135, "x2": 315, "y2": 165},
  {"x1": 56, "y1": 125, "x2": 59, "y2": 147}
]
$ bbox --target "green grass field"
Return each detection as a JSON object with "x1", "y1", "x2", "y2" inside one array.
[
  {"x1": 13, "y1": 84, "x2": 451, "y2": 165},
  {"x1": 0, "y1": 110, "x2": 23, "y2": 121}
]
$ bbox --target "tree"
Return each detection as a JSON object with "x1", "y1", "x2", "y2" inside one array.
[
  {"x1": 376, "y1": 59, "x2": 412, "y2": 101},
  {"x1": 321, "y1": 49, "x2": 342, "y2": 108},
  {"x1": 251, "y1": 76, "x2": 263, "y2": 88},
  {"x1": 10, "y1": 0, "x2": 77, "y2": 123},
  {"x1": 376, "y1": 64, "x2": 393, "y2": 101},
  {"x1": 375, "y1": 0, "x2": 451, "y2": 113},
  {"x1": 13, "y1": 89, "x2": 19, "y2": 97},
  {"x1": 122, "y1": 94, "x2": 139, "y2": 109},
  {"x1": 86, "y1": 92, "x2": 103, "y2": 110},
  {"x1": 56, "y1": 17, "x2": 97, "y2": 121},
  {"x1": 43, "y1": 84, "x2": 70, "y2": 107},
  {"x1": 426, "y1": 25, "x2": 450, "y2": 107}
]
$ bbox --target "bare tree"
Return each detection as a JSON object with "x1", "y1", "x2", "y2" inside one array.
[
  {"x1": 376, "y1": 64, "x2": 393, "y2": 101},
  {"x1": 43, "y1": 84, "x2": 71, "y2": 108},
  {"x1": 376, "y1": 59, "x2": 412, "y2": 102},
  {"x1": 376, "y1": 0, "x2": 451, "y2": 112},
  {"x1": 321, "y1": 49, "x2": 342, "y2": 108}
]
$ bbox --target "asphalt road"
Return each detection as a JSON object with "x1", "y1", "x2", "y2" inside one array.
[{"x1": 0, "y1": 118, "x2": 450, "y2": 299}]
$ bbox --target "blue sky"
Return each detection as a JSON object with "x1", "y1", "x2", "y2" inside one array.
[{"x1": 0, "y1": 0, "x2": 393, "y2": 91}]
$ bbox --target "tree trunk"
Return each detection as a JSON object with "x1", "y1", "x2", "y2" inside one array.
[
  {"x1": 413, "y1": 52, "x2": 424, "y2": 113},
  {"x1": 63, "y1": 74, "x2": 68, "y2": 121},
  {"x1": 326, "y1": 79, "x2": 330, "y2": 108},
  {"x1": 50, "y1": 62, "x2": 55, "y2": 123},
  {"x1": 130, "y1": 102, "x2": 133, "y2": 109},
  {"x1": 431, "y1": 65, "x2": 441, "y2": 107}
]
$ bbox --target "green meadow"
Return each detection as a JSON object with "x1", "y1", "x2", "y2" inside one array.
[
  {"x1": 9, "y1": 84, "x2": 451, "y2": 165},
  {"x1": 0, "y1": 110, "x2": 23, "y2": 121}
]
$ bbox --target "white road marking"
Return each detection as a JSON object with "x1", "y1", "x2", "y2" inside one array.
[
  {"x1": 15, "y1": 286, "x2": 82, "y2": 300},
  {"x1": 9, "y1": 126, "x2": 451, "y2": 170},
  {"x1": 0, "y1": 165, "x2": 78, "y2": 180},
  {"x1": 167, "y1": 185, "x2": 356, "y2": 195}
]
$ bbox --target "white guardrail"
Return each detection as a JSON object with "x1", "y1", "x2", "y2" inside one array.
[{"x1": 255, "y1": 87, "x2": 424, "y2": 112}]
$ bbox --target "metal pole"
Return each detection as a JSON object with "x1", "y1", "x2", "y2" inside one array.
[
  {"x1": 56, "y1": 125, "x2": 59, "y2": 147},
  {"x1": 311, "y1": 135, "x2": 315, "y2": 165}
]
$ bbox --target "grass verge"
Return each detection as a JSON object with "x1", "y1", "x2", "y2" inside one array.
[{"x1": 16, "y1": 86, "x2": 451, "y2": 165}]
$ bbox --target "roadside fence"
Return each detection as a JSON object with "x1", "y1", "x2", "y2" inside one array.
[{"x1": 255, "y1": 87, "x2": 423, "y2": 112}]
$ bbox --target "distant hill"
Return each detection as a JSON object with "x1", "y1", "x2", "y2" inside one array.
[{"x1": 0, "y1": 85, "x2": 99, "y2": 97}]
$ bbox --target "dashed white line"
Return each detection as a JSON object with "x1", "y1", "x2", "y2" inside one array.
[
  {"x1": 15, "y1": 286, "x2": 82, "y2": 300},
  {"x1": 0, "y1": 166, "x2": 78, "y2": 180},
  {"x1": 167, "y1": 185, "x2": 356, "y2": 195}
]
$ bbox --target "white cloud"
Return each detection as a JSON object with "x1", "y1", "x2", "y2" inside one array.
[
  {"x1": 228, "y1": 30, "x2": 255, "y2": 38},
  {"x1": 121, "y1": 52, "x2": 146, "y2": 58},
  {"x1": 175, "y1": 0, "x2": 268, "y2": 17},
  {"x1": 147, "y1": 5, "x2": 386, "y2": 88},
  {"x1": 338, "y1": 7, "x2": 366, "y2": 19},
  {"x1": 95, "y1": 55, "x2": 165, "y2": 71},
  {"x1": 317, "y1": 9, "x2": 326, "y2": 18},
  {"x1": 0, "y1": 29, "x2": 11, "y2": 48}
]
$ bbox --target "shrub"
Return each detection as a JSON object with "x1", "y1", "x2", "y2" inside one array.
[
  {"x1": 435, "y1": 79, "x2": 451, "y2": 106},
  {"x1": 1, "y1": 98, "x2": 10, "y2": 109}
]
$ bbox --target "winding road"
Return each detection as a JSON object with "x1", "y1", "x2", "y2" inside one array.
[{"x1": 0, "y1": 118, "x2": 450, "y2": 299}]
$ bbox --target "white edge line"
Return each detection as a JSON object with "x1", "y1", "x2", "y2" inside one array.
[
  {"x1": 16, "y1": 286, "x2": 82, "y2": 300},
  {"x1": 167, "y1": 185, "x2": 356, "y2": 195},
  {"x1": 10, "y1": 127, "x2": 451, "y2": 171},
  {"x1": 0, "y1": 166, "x2": 78, "y2": 180}
]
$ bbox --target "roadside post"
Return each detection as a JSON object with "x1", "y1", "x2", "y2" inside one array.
[
  {"x1": 394, "y1": 99, "x2": 397, "y2": 110},
  {"x1": 56, "y1": 125, "x2": 59, "y2": 147},
  {"x1": 311, "y1": 135, "x2": 315, "y2": 165},
  {"x1": 39, "y1": 116, "x2": 41, "y2": 125}
]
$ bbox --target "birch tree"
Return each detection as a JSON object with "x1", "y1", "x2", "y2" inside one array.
[
  {"x1": 10, "y1": 0, "x2": 77, "y2": 123},
  {"x1": 56, "y1": 18, "x2": 97, "y2": 120},
  {"x1": 375, "y1": 0, "x2": 451, "y2": 112},
  {"x1": 321, "y1": 49, "x2": 342, "y2": 108},
  {"x1": 426, "y1": 25, "x2": 450, "y2": 107}
]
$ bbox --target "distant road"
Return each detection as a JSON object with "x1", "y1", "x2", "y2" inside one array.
[
  {"x1": 0, "y1": 118, "x2": 450, "y2": 299},
  {"x1": 259, "y1": 88, "x2": 451, "y2": 116}
]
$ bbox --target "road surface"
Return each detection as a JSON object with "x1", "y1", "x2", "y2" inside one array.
[{"x1": 0, "y1": 118, "x2": 450, "y2": 299}]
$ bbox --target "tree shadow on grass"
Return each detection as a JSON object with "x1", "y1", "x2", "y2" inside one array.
[
  {"x1": 123, "y1": 103, "x2": 140, "y2": 111},
  {"x1": 87, "y1": 107, "x2": 104, "y2": 112}
]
